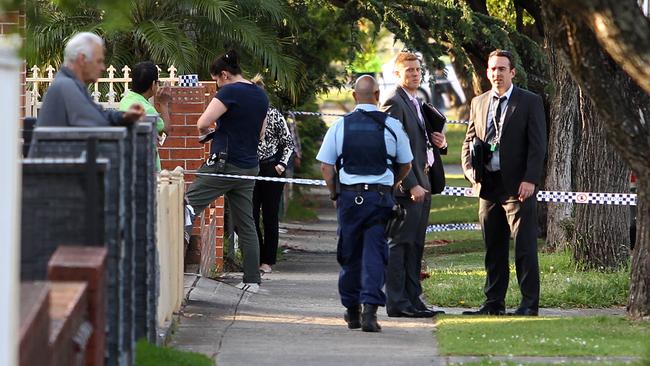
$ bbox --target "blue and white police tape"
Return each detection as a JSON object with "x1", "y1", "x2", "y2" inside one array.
[
  {"x1": 187, "y1": 171, "x2": 637, "y2": 206},
  {"x1": 426, "y1": 223, "x2": 481, "y2": 233},
  {"x1": 287, "y1": 110, "x2": 470, "y2": 125}
]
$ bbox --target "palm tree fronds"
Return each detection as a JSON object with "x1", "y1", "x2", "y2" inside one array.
[{"x1": 132, "y1": 20, "x2": 198, "y2": 73}]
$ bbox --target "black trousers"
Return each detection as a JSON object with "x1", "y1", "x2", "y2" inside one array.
[
  {"x1": 479, "y1": 171, "x2": 540, "y2": 311},
  {"x1": 385, "y1": 195, "x2": 431, "y2": 312},
  {"x1": 252, "y1": 161, "x2": 286, "y2": 266}
]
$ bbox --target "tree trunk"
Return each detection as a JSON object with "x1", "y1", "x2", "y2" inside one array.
[
  {"x1": 572, "y1": 93, "x2": 629, "y2": 269},
  {"x1": 628, "y1": 177, "x2": 650, "y2": 320},
  {"x1": 542, "y1": 2, "x2": 650, "y2": 319},
  {"x1": 448, "y1": 50, "x2": 475, "y2": 119},
  {"x1": 544, "y1": 44, "x2": 581, "y2": 251},
  {"x1": 553, "y1": 0, "x2": 650, "y2": 96}
]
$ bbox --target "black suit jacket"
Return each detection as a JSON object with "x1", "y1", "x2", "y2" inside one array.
[
  {"x1": 461, "y1": 86, "x2": 547, "y2": 196},
  {"x1": 382, "y1": 87, "x2": 447, "y2": 196}
]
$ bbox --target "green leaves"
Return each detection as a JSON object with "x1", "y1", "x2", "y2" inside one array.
[{"x1": 132, "y1": 20, "x2": 197, "y2": 73}]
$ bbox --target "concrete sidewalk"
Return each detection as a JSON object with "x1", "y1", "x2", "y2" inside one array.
[
  {"x1": 171, "y1": 252, "x2": 439, "y2": 366},
  {"x1": 171, "y1": 184, "x2": 442, "y2": 365}
]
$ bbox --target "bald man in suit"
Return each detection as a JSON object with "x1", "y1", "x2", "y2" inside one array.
[{"x1": 461, "y1": 49, "x2": 547, "y2": 316}]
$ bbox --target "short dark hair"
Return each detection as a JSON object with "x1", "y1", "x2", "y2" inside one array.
[
  {"x1": 209, "y1": 49, "x2": 242, "y2": 76},
  {"x1": 131, "y1": 61, "x2": 159, "y2": 94},
  {"x1": 488, "y1": 49, "x2": 515, "y2": 70}
]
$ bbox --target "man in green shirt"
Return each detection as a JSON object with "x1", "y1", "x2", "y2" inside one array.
[{"x1": 119, "y1": 61, "x2": 171, "y2": 170}]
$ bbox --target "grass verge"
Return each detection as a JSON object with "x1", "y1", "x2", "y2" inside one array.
[
  {"x1": 436, "y1": 316, "x2": 650, "y2": 357},
  {"x1": 135, "y1": 340, "x2": 213, "y2": 366},
  {"x1": 422, "y1": 233, "x2": 629, "y2": 308},
  {"x1": 430, "y1": 178, "x2": 477, "y2": 224},
  {"x1": 441, "y1": 123, "x2": 467, "y2": 165},
  {"x1": 451, "y1": 361, "x2": 638, "y2": 366},
  {"x1": 284, "y1": 188, "x2": 319, "y2": 222}
]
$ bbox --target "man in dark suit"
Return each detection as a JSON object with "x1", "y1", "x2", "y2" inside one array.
[
  {"x1": 461, "y1": 49, "x2": 547, "y2": 316},
  {"x1": 381, "y1": 51, "x2": 447, "y2": 318}
]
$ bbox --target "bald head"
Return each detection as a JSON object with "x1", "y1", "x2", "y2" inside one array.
[{"x1": 353, "y1": 75, "x2": 380, "y2": 105}]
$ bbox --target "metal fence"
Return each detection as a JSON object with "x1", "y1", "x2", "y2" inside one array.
[{"x1": 25, "y1": 64, "x2": 181, "y2": 117}]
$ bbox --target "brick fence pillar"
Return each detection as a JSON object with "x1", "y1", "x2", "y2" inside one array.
[
  {"x1": 159, "y1": 85, "x2": 225, "y2": 274},
  {"x1": 158, "y1": 86, "x2": 208, "y2": 175}
]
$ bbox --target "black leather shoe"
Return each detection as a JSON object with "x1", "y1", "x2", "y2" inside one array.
[
  {"x1": 344, "y1": 305, "x2": 361, "y2": 329},
  {"x1": 416, "y1": 305, "x2": 446, "y2": 316},
  {"x1": 462, "y1": 306, "x2": 505, "y2": 316},
  {"x1": 387, "y1": 306, "x2": 436, "y2": 318},
  {"x1": 507, "y1": 308, "x2": 538, "y2": 316}
]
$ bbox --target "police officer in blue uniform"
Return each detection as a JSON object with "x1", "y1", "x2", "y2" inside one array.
[{"x1": 317, "y1": 75, "x2": 413, "y2": 332}]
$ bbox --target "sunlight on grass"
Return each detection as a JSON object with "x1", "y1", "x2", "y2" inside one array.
[
  {"x1": 423, "y1": 238, "x2": 629, "y2": 308},
  {"x1": 436, "y1": 316, "x2": 650, "y2": 357},
  {"x1": 451, "y1": 361, "x2": 637, "y2": 366}
]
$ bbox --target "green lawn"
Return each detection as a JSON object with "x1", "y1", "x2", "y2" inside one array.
[
  {"x1": 284, "y1": 187, "x2": 319, "y2": 222},
  {"x1": 436, "y1": 316, "x2": 650, "y2": 357},
  {"x1": 135, "y1": 340, "x2": 213, "y2": 366},
  {"x1": 430, "y1": 178, "x2": 477, "y2": 224},
  {"x1": 452, "y1": 362, "x2": 637, "y2": 366},
  {"x1": 422, "y1": 234, "x2": 629, "y2": 308},
  {"x1": 441, "y1": 123, "x2": 467, "y2": 165}
]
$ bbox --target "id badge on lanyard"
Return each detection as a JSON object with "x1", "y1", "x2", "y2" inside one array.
[{"x1": 489, "y1": 101, "x2": 502, "y2": 152}]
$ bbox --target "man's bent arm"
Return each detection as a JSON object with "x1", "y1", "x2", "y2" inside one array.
[
  {"x1": 394, "y1": 162, "x2": 412, "y2": 186},
  {"x1": 320, "y1": 163, "x2": 337, "y2": 198}
]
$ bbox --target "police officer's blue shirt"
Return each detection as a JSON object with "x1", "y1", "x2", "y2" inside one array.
[{"x1": 316, "y1": 104, "x2": 413, "y2": 186}]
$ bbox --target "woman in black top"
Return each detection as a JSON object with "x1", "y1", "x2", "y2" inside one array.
[
  {"x1": 251, "y1": 76, "x2": 295, "y2": 273},
  {"x1": 185, "y1": 50, "x2": 269, "y2": 292}
]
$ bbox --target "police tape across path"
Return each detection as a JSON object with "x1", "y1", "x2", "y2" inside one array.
[
  {"x1": 287, "y1": 110, "x2": 470, "y2": 125},
  {"x1": 187, "y1": 171, "x2": 637, "y2": 206}
]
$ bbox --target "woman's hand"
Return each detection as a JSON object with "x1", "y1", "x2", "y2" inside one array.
[{"x1": 275, "y1": 164, "x2": 286, "y2": 175}]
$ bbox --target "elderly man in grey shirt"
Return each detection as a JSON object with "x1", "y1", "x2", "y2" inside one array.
[{"x1": 37, "y1": 32, "x2": 144, "y2": 127}]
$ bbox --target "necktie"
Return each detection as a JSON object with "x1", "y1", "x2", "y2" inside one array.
[
  {"x1": 486, "y1": 96, "x2": 507, "y2": 143},
  {"x1": 411, "y1": 97, "x2": 425, "y2": 128},
  {"x1": 411, "y1": 97, "x2": 435, "y2": 166}
]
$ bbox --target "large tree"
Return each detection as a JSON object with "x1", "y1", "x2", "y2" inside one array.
[{"x1": 541, "y1": 0, "x2": 650, "y2": 319}]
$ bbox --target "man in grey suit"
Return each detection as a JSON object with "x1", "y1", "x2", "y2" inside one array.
[
  {"x1": 381, "y1": 51, "x2": 447, "y2": 318},
  {"x1": 461, "y1": 49, "x2": 547, "y2": 316}
]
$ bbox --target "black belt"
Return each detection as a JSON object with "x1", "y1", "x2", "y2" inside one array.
[{"x1": 341, "y1": 184, "x2": 392, "y2": 193}]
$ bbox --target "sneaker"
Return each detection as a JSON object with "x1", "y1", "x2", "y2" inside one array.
[
  {"x1": 184, "y1": 204, "x2": 196, "y2": 242},
  {"x1": 235, "y1": 282, "x2": 260, "y2": 294},
  {"x1": 259, "y1": 264, "x2": 272, "y2": 274}
]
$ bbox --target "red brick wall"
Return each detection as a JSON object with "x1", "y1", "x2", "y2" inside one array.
[
  {"x1": 158, "y1": 85, "x2": 225, "y2": 273},
  {"x1": 0, "y1": 9, "x2": 27, "y2": 118},
  {"x1": 158, "y1": 86, "x2": 208, "y2": 177}
]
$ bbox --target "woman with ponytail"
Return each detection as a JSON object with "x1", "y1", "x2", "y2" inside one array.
[{"x1": 185, "y1": 49, "x2": 269, "y2": 293}]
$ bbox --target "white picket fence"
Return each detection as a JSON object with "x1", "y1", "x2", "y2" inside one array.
[{"x1": 25, "y1": 64, "x2": 180, "y2": 117}]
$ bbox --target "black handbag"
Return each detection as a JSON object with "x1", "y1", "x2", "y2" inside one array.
[{"x1": 470, "y1": 137, "x2": 485, "y2": 183}]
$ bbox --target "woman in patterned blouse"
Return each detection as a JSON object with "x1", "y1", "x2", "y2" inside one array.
[{"x1": 252, "y1": 75, "x2": 296, "y2": 273}]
